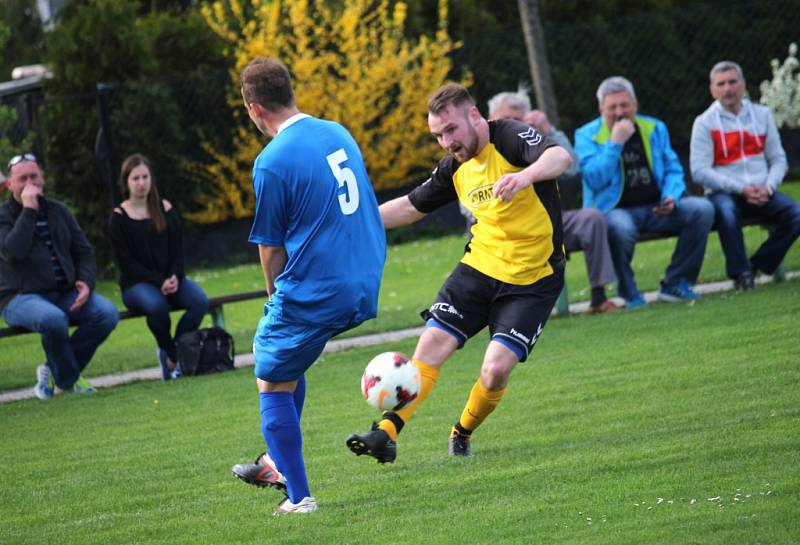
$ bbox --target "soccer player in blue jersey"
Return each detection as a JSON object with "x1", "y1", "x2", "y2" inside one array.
[{"x1": 230, "y1": 57, "x2": 386, "y2": 515}]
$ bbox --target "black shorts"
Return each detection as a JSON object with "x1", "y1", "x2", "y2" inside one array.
[{"x1": 421, "y1": 263, "x2": 563, "y2": 362}]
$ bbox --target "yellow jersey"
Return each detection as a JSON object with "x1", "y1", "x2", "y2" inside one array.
[{"x1": 408, "y1": 119, "x2": 565, "y2": 285}]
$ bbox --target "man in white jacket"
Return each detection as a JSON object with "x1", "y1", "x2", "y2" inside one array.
[{"x1": 690, "y1": 60, "x2": 800, "y2": 290}]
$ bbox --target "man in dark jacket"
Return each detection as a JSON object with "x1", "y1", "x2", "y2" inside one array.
[{"x1": 0, "y1": 154, "x2": 118, "y2": 399}]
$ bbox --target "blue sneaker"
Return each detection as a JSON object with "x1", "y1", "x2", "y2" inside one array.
[
  {"x1": 33, "y1": 364, "x2": 54, "y2": 400},
  {"x1": 625, "y1": 293, "x2": 647, "y2": 309},
  {"x1": 658, "y1": 279, "x2": 700, "y2": 303}
]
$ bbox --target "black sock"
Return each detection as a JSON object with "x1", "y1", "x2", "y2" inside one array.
[{"x1": 590, "y1": 286, "x2": 607, "y2": 308}]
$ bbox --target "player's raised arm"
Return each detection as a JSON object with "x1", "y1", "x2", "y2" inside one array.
[
  {"x1": 379, "y1": 195, "x2": 426, "y2": 229},
  {"x1": 493, "y1": 145, "x2": 572, "y2": 201}
]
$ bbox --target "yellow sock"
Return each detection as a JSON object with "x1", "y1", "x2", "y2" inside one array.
[
  {"x1": 378, "y1": 359, "x2": 440, "y2": 441},
  {"x1": 456, "y1": 378, "x2": 507, "y2": 433}
]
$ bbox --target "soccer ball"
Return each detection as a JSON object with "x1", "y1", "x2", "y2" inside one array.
[{"x1": 361, "y1": 352, "x2": 421, "y2": 411}]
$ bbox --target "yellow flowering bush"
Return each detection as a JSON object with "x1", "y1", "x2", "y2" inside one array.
[{"x1": 189, "y1": 0, "x2": 466, "y2": 223}]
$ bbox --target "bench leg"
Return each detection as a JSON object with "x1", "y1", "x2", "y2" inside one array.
[
  {"x1": 555, "y1": 284, "x2": 570, "y2": 316},
  {"x1": 210, "y1": 305, "x2": 226, "y2": 329}
]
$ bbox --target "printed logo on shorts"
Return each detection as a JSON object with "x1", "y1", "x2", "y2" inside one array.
[
  {"x1": 530, "y1": 323, "x2": 544, "y2": 347},
  {"x1": 509, "y1": 328, "x2": 531, "y2": 344},
  {"x1": 517, "y1": 127, "x2": 542, "y2": 146},
  {"x1": 431, "y1": 302, "x2": 464, "y2": 319}
]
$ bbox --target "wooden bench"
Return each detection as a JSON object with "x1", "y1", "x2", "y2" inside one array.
[
  {"x1": 0, "y1": 289, "x2": 268, "y2": 339},
  {"x1": 554, "y1": 218, "x2": 786, "y2": 315}
]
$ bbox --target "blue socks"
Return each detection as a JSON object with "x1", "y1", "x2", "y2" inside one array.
[
  {"x1": 293, "y1": 374, "x2": 306, "y2": 419},
  {"x1": 259, "y1": 390, "x2": 311, "y2": 503}
]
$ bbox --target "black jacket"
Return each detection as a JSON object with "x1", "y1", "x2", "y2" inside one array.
[{"x1": 0, "y1": 195, "x2": 97, "y2": 312}]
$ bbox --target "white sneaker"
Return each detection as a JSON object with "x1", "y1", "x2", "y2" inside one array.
[
  {"x1": 273, "y1": 496, "x2": 317, "y2": 516},
  {"x1": 33, "y1": 364, "x2": 54, "y2": 400}
]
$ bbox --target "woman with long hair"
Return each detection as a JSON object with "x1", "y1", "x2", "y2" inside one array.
[{"x1": 109, "y1": 153, "x2": 208, "y2": 379}]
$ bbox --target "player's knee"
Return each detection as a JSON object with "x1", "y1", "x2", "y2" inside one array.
[{"x1": 480, "y1": 360, "x2": 513, "y2": 390}]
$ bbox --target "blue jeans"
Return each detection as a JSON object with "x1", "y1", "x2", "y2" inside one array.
[
  {"x1": 605, "y1": 197, "x2": 715, "y2": 301},
  {"x1": 122, "y1": 278, "x2": 209, "y2": 362},
  {"x1": 2, "y1": 290, "x2": 119, "y2": 389},
  {"x1": 709, "y1": 191, "x2": 800, "y2": 277}
]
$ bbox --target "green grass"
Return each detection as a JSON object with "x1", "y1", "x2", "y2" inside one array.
[
  {"x1": 1, "y1": 282, "x2": 798, "y2": 544},
  {"x1": 2, "y1": 182, "x2": 800, "y2": 390}
]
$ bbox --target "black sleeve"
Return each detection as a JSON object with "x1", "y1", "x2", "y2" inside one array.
[
  {"x1": 165, "y1": 208, "x2": 185, "y2": 279},
  {"x1": 490, "y1": 119, "x2": 558, "y2": 168},
  {"x1": 0, "y1": 206, "x2": 37, "y2": 261},
  {"x1": 407, "y1": 155, "x2": 460, "y2": 214}
]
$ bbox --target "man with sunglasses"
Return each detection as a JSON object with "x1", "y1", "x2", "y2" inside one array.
[{"x1": 0, "y1": 154, "x2": 119, "y2": 399}]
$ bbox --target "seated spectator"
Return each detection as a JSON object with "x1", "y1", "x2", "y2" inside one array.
[
  {"x1": 690, "y1": 61, "x2": 800, "y2": 290},
  {"x1": 0, "y1": 154, "x2": 118, "y2": 399},
  {"x1": 575, "y1": 77, "x2": 715, "y2": 308},
  {"x1": 480, "y1": 90, "x2": 619, "y2": 313},
  {"x1": 109, "y1": 153, "x2": 208, "y2": 380}
]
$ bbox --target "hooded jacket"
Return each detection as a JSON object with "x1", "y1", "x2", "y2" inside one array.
[
  {"x1": 690, "y1": 98, "x2": 787, "y2": 194},
  {"x1": 0, "y1": 196, "x2": 97, "y2": 312},
  {"x1": 575, "y1": 114, "x2": 686, "y2": 213}
]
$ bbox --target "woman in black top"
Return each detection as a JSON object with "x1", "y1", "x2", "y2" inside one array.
[{"x1": 109, "y1": 154, "x2": 208, "y2": 379}]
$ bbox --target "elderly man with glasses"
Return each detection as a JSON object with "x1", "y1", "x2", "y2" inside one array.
[{"x1": 0, "y1": 154, "x2": 118, "y2": 399}]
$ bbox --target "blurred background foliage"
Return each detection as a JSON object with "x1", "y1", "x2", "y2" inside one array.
[
  {"x1": 1, "y1": 0, "x2": 798, "y2": 272},
  {"x1": 193, "y1": 0, "x2": 464, "y2": 222}
]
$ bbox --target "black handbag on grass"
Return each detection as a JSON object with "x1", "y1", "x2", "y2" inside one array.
[{"x1": 175, "y1": 327, "x2": 235, "y2": 376}]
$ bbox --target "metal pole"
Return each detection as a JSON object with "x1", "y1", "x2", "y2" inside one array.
[
  {"x1": 95, "y1": 82, "x2": 120, "y2": 206},
  {"x1": 517, "y1": 0, "x2": 560, "y2": 126}
]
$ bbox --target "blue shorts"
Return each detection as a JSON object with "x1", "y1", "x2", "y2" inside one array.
[{"x1": 252, "y1": 309, "x2": 345, "y2": 382}]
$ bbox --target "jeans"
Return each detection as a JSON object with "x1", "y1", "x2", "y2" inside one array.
[
  {"x1": 2, "y1": 290, "x2": 119, "y2": 389},
  {"x1": 605, "y1": 196, "x2": 715, "y2": 301},
  {"x1": 122, "y1": 278, "x2": 209, "y2": 362},
  {"x1": 709, "y1": 191, "x2": 800, "y2": 277}
]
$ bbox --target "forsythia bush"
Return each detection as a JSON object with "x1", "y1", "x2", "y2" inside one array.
[
  {"x1": 759, "y1": 43, "x2": 800, "y2": 129},
  {"x1": 190, "y1": 0, "x2": 466, "y2": 223}
]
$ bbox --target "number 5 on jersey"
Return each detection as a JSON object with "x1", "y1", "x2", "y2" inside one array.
[{"x1": 327, "y1": 148, "x2": 360, "y2": 215}]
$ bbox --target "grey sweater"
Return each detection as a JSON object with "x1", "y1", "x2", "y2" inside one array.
[
  {"x1": 0, "y1": 196, "x2": 97, "y2": 312},
  {"x1": 690, "y1": 99, "x2": 787, "y2": 194}
]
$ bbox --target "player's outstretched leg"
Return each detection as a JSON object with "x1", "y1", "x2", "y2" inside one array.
[
  {"x1": 346, "y1": 358, "x2": 440, "y2": 463},
  {"x1": 345, "y1": 421, "x2": 397, "y2": 464},
  {"x1": 449, "y1": 376, "x2": 507, "y2": 457},
  {"x1": 258, "y1": 391, "x2": 314, "y2": 508},
  {"x1": 231, "y1": 451, "x2": 287, "y2": 492}
]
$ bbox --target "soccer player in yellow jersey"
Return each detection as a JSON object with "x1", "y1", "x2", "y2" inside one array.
[{"x1": 346, "y1": 84, "x2": 572, "y2": 461}]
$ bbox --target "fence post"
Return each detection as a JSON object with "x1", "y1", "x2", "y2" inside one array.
[
  {"x1": 95, "y1": 82, "x2": 120, "y2": 206},
  {"x1": 517, "y1": 0, "x2": 560, "y2": 126}
]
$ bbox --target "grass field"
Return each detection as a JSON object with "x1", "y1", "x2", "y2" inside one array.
[
  {"x1": 1, "y1": 281, "x2": 798, "y2": 544},
  {"x1": 2, "y1": 193, "x2": 800, "y2": 391}
]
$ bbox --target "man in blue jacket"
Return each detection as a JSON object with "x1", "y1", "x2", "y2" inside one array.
[{"x1": 575, "y1": 76, "x2": 714, "y2": 308}]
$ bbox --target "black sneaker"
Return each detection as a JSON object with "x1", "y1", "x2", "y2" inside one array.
[
  {"x1": 231, "y1": 452, "x2": 287, "y2": 492},
  {"x1": 448, "y1": 431, "x2": 472, "y2": 457},
  {"x1": 734, "y1": 271, "x2": 755, "y2": 291},
  {"x1": 345, "y1": 422, "x2": 396, "y2": 464}
]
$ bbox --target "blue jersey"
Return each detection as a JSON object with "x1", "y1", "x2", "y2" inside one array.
[{"x1": 249, "y1": 115, "x2": 386, "y2": 327}]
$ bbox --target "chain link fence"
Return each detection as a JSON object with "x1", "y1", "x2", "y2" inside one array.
[{"x1": 1, "y1": 0, "x2": 798, "y2": 267}]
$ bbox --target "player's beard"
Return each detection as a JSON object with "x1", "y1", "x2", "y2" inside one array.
[{"x1": 449, "y1": 126, "x2": 479, "y2": 162}]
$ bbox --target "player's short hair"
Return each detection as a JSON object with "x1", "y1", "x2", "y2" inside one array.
[
  {"x1": 596, "y1": 76, "x2": 636, "y2": 105},
  {"x1": 428, "y1": 83, "x2": 475, "y2": 115},
  {"x1": 241, "y1": 57, "x2": 295, "y2": 111},
  {"x1": 487, "y1": 90, "x2": 531, "y2": 119},
  {"x1": 709, "y1": 60, "x2": 744, "y2": 82}
]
